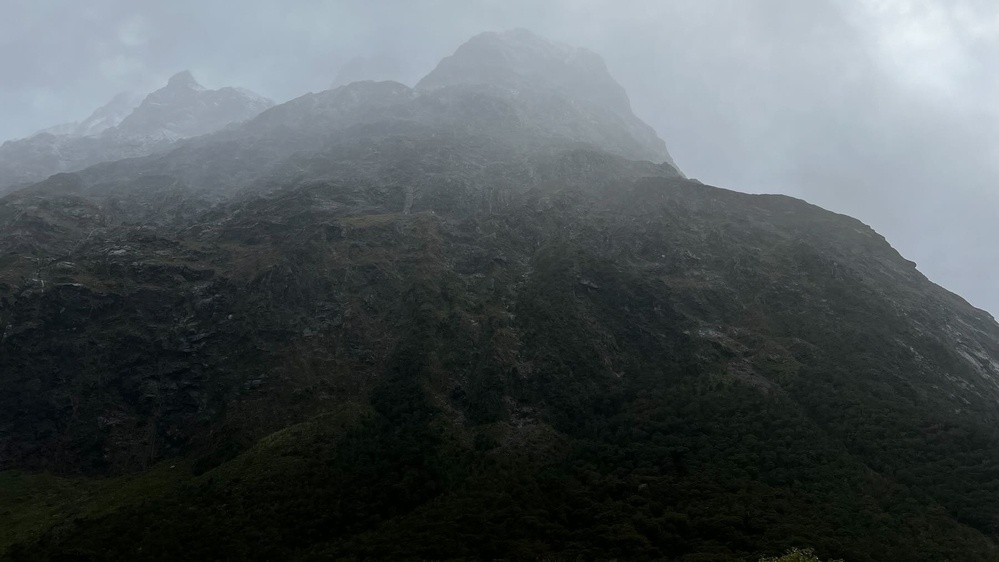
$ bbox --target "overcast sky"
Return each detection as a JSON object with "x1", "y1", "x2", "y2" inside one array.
[{"x1": 2, "y1": 0, "x2": 997, "y2": 315}]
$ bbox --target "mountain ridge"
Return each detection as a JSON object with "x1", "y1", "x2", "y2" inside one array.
[{"x1": 0, "y1": 72, "x2": 273, "y2": 195}]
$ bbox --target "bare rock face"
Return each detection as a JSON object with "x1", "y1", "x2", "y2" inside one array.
[{"x1": 0, "y1": 72, "x2": 273, "y2": 194}]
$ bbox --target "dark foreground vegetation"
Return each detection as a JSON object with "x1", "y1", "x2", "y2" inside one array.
[{"x1": 4, "y1": 170, "x2": 999, "y2": 560}]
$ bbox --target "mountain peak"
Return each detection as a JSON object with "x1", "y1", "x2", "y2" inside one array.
[
  {"x1": 416, "y1": 29, "x2": 677, "y2": 167},
  {"x1": 416, "y1": 29, "x2": 625, "y2": 110},
  {"x1": 111, "y1": 72, "x2": 271, "y2": 140},
  {"x1": 166, "y1": 70, "x2": 204, "y2": 91}
]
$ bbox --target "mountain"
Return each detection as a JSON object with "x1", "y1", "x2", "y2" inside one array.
[
  {"x1": 34, "y1": 91, "x2": 144, "y2": 139},
  {"x1": 417, "y1": 29, "x2": 677, "y2": 166},
  {"x1": 14, "y1": 33, "x2": 679, "y2": 205},
  {"x1": 2, "y1": 30, "x2": 999, "y2": 561},
  {"x1": 0, "y1": 73, "x2": 273, "y2": 194},
  {"x1": 112, "y1": 71, "x2": 273, "y2": 140},
  {"x1": 74, "y1": 91, "x2": 144, "y2": 137}
]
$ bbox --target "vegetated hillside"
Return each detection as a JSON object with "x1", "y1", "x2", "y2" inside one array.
[{"x1": 3, "y1": 30, "x2": 999, "y2": 561}]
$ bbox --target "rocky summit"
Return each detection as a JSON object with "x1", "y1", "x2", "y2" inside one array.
[
  {"x1": 3, "y1": 30, "x2": 999, "y2": 561},
  {"x1": 0, "y1": 72, "x2": 273, "y2": 195},
  {"x1": 416, "y1": 29, "x2": 675, "y2": 166}
]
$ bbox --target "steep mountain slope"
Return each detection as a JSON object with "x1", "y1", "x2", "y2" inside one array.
[
  {"x1": 0, "y1": 73, "x2": 272, "y2": 194},
  {"x1": 2, "y1": 30, "x2": 999, "y2": 561}
]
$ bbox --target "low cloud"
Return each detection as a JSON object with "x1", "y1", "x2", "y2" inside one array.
[{"x1": 1, "y1": 0, "x2": 996, "y2": 313}]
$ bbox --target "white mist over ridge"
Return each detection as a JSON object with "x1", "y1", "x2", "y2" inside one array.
[
  {"x1": 416, "y1": 30, "x2": 677, "y2": 168},
  {"x1": 0, "y1": 72, "x2": 273, "y2": 192}
]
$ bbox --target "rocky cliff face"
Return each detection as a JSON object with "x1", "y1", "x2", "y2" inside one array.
[
  {"x1": 0, "y1": 73, "x2": 272, "y2": 194},
  {"x1": 2, "y1": 30, "x2": 999, "y2": 562}
]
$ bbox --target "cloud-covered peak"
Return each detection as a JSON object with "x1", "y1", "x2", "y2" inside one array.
[
  {"x1": 0, "y1": 74, "x2": 273, "y2": 192},
  {"x1": 165, "y1": 70, "x2": 205, "y2": 91},
  {"x1": 74, "y1": 91, "x2": 143, "y2": 137},
  {"x1": 112, "y1": 72, "x2": 272, "y2": 140},
  {"x1": 417, "y1": 28, "x2": 676, "y2": 167},
  {"x1": 417, "y1": 29, "x2": 627, "y2": 113},
  {"x1": 331, "y1": 53, "x2": 407, "y2": 89}
]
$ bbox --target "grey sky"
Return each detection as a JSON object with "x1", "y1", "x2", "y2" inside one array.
[{"x1": 2, "y1": 0, "x2": 998, "y2": 315}]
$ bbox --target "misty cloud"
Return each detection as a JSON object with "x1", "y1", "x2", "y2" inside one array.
[{"x1": 1, "y1": 0, "x2": 997, "y2": 314}]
